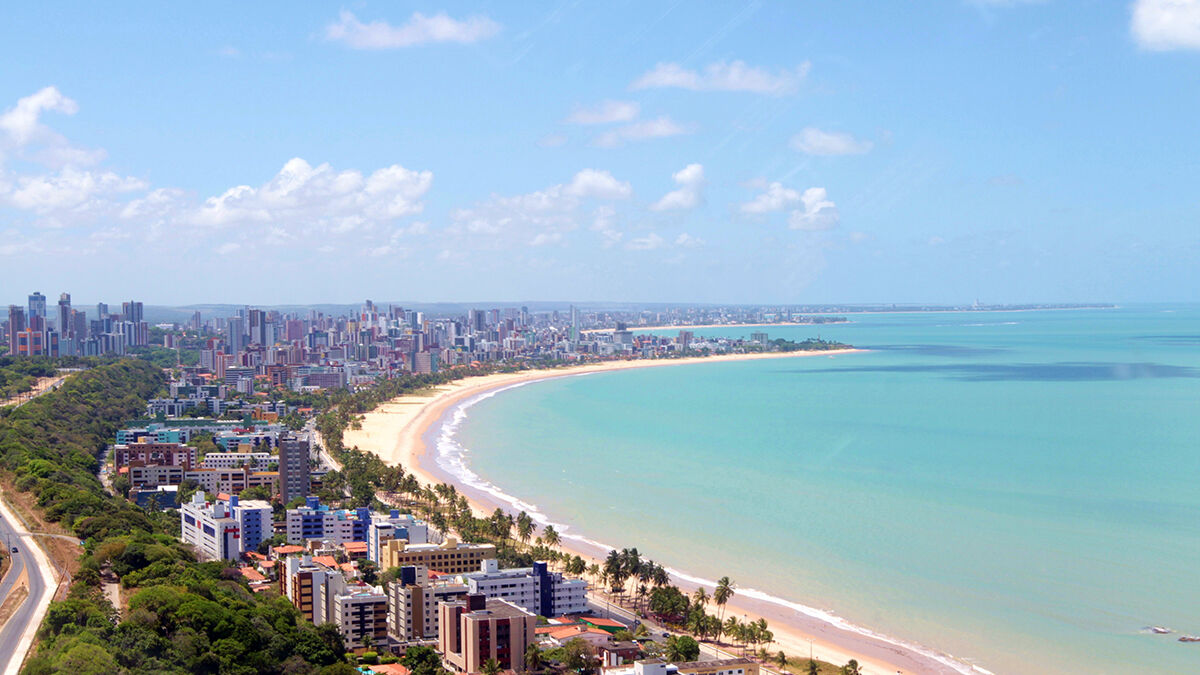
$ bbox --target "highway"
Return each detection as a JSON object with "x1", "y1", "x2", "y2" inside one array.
[{"x1": 0, "y1": 507, "x2": 48, "y2": 675}]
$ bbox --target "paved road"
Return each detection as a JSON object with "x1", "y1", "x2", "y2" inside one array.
[{"x1": 0, "y1": 510, "x2": 47, "y2": 675}]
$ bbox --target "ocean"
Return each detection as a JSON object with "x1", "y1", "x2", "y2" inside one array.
[{"x1": 439, "y1": 306, "x2": 1200, "y2": 674}]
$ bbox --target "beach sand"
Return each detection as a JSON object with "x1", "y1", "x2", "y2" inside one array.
[{"x1": 342, "y1": 351, "x2": 980, "y2": 675}]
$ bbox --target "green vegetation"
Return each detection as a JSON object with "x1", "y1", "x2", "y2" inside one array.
[
  {"x1": 0, "y1": 357, "x2": 60, "y2": 402},
  {"x1": 769, "y1": 338, "x2": 851, "y2": 352},
  {"x1": 0, "y1": 360, "x2": 353, "y2": 674}
]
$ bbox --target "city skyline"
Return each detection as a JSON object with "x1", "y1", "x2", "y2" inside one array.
[{"x1": 3, "y1": 2, "x2": 1200, "y2": 304}]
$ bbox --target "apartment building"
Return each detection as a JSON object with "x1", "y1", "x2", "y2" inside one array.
[
  {"x1": 179, "y1": 493, "x2": 271, "y2": 561},
  {"x1": 439, "y1": 594, "x2": 536, "y2": 674},
  {"x1": 386, "y1": 566, "x2": 469, "y2": 644},
  {"x1": 367, "y1": 510, "x2": 429, "y2": 564},
  {"x1": 381, "y1": 538, "x2": 496, "y2": 575},
  {"x1": 285, "y1": 498, "x2": 370, "y2": 545}
]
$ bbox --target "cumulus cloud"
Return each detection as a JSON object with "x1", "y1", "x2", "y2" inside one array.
[
  {"x1": 450, "y1": 168, "x2": 632, "y2": 245},
  {"x1": 566, "y1": 100, "x2": 640, "y2": 125},
  {"x1": 742, "y1": 181, "x2": 839, "y2": 231},
  {"x1": 191, "y1": 157, "x2": 433, "y2": 232},
  {"x1": 790, "y1": 127, "x2": 873, "y2": 156},
  {"x1": 650, "y1": 163, "x2": 704, "y2": 211},
  {"x1": 0, "y1": 86, "x2": 105, "y2": 168},
  {"x1": 5, "y1": 167, "x2": 146, "y2": 214},
  {"x1": 674, "y1": 233, "x2": 704, "y2": 248},
  {"x1": 325, "y1": 10, "x2": 501, "y2": 49},
  {"x1": 592, "y1": 116, "x2": 693, "y2": 148},
  {"x1": 789, "y1": 187, "x2": 840, "y2": 230},
  {"x1": 1131, "y1": 0, "x2": 1200, "y2": 50},
  {"x1": 631, "y1": 60, "x2": 810, "y2": 95},
  {"x1": 564, "y1": 169, "x2": 632, "y2": 199},
  {"x1": 740, "y1": 181, "x2": 801, "y2": 214}
]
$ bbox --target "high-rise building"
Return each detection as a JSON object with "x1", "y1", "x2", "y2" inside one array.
[
  {"x1": 96, "y1": 302, "x2": 109, "y2": 319},
  {"x1": 386, "y1": 565, "x2": 469, "y2": 644},
  {"x1": 27, "y1": 292, "x2": 46, "y2": 320},
  {"x1": 226, "y1": 316, "x2": 246, "y2": 355},
  {"x1": 7, "y1": 306, "x2": 25, "y2": 352},
  {"x1": 122, "y1": 300, "x2": 144, "y2": 323},
  {"x1": 279, "y1": 434, "x2": 310, "y2": 504},
  {"x1": 57, "y1": 293, "x2": 71, "y2": 334}
]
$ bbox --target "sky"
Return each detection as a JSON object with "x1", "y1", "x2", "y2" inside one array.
[{"x1": 2, "y1": 0, "x2": 1199, "y2": 306}]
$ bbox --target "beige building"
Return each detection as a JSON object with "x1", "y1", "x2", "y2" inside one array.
[
  {"x1": 332, "y1": 586, "x2": 388, "y2": 650},
  {"x1": 386, "y1": 565, "x2": 468, "y2": 644},
  {"x1": 381, "y1": 537, "x2": 495, "y2": 574},
  {"x1": 439, "y1": 594, "x2": 536, "y2": 674}
]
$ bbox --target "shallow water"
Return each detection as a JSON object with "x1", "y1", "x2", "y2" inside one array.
[{"x1": 450, "y1": 306, "x2": 1200, "y2": 674}]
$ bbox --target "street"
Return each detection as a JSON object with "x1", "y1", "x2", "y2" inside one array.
[{"x1": 0, "y1": 509, "x2": 48, "y2": 675}]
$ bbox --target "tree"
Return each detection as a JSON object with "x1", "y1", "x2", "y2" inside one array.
[
  {"x1": 664, "y1": 635, "x2": 700, "y2": 662},
  {"x1": 524, "y1": 642, "x2": 543, "y2": 673},
  {"x1": 402, "y1": 646, "x2": 446, "y2": 675},
  {"x1": 561, "y1": 638, "x2": 596, "y2": 675},
  {"x1": 482, "y1": 657, "x2": 502, "y2": 675},
  {"x1": 806, "y1": 660, "x2": 820, "y2": 675},
  {"x1": 840, "y1": 660, "x2": 862, "y2": 675},
  {"x1": 692, "y1": 587, "x2": 709, "y2": 610},
  {"x1": 359, "y1": 559, "x2": 378, "y2": 585},
  {"x1": 776, "y1": 652, "x2": 788, "y2": 669},
  {"x1": 517, "y1": 511, "x2": 534, "y2": 545},
  {"x1": 713, "y1": 577, "x2": 735, "y2": 639},
  {"x1": 542, "y1": 524, "x2": 560, "y2": 548}
]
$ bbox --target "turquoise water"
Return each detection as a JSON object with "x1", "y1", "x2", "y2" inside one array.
[{"x1": 451, "y1": 307, "x2": 1200, "y2": 674}]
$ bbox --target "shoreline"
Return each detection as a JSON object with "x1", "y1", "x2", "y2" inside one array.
[{"x1": 342, "y1": 351, "x2": 984, "y2": 675}]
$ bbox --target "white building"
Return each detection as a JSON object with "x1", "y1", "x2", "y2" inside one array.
[
  {"x1": 463, "y1": 560, "x2": 588, "y2": 617},
  {"x1": 180, "y1": 493, "x2": 240, "y2": 561},
  {"x1": 179, "y1": 493, "x2": 273, "y2": 561},
  {"x1": 200, "y1": 451, "x2": 272, "y2": 469},
  {"x1": 367, "y1": 510, "x2": 429, "y2": 564},
  {"x1": 386, "y1": 565, "x2": 469, "y2": 643}
]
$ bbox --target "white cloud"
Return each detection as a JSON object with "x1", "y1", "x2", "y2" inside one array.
[
  {"x1": 740, "y1": 181, "x2": 801, "y2": 214},
  {"x1": 565, "y1": 169, "x2": 632, "y2": 199},
  {"x1": 592, "y1": 116, "x2": 693, "y2": 148},
  {"x1": 789, "y1": 187, "x2": 840, "y2": 231},
  {"x1": 0, "y1": 86, "x2": 105, "y2": 168},
  {"x1": 1132, "y1": 0, "x2": 1200, "y2": 50},
  {"x1": 790, "y1": 127, "x2": 873, "y2": 156},
  {"x1": 538, "y1": 133, "x2": 568, "y2": 148},
  {"x1": 3, "y1": 167, "x2": 146, "y2": 216},
  {"x1": 529, "y1": 232, "x2": 563, "y2": 246},
  {"x1": 742, "y1": 182, "x2": 839, "y2": 231},
  {"x1": 650, "y1": 163, "x2": 704, "y2": 211},
  {"x1": 450, "y1": 169, "x2": 632, "y2": 245},
  {"x1": 566, "y1": 100, "x2": 640, "y2": 125},
  {"x1": 674, "y1": 233, "x2": 704, "y2": 248},
  {"x1": 590, "y1": 206, "x2": 623, "y2": 248},
  {"x1": 0, "y1": 86, "x2": 78, "y2": 146},
  {"x1": 217, "y1": 46, "x2": 241, "y2": 58},
  {"x1": 631, "y1": 60, "x2": 810, "y2": 95},
  {"x1": 216, "y1": 242, "x2": 241, "y2": 255},
  {"x1": 626, "y1": 233, "x2": 666, "y2": 250},
  {"x1": 191, "y1": 157, "x2": 432, "y2": 230},
  {"x1": 325, "y1": 10, "x2": 501, "y2": 49}
]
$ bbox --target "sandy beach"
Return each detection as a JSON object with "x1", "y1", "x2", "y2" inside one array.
[{"x1": 342, "y1": 350, "x2": 981, "y2": 675}]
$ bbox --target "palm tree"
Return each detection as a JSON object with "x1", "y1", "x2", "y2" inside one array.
[
  {"x1": 806, "y1": 660, "x2": 820, "y2": 675},
  {"x1": 723, "y1": 617, "x2": 740, "y2": 648},
  {"x1": 525, "y1": 643, "x2": 543, "y2": 673},
  {"x1": 516, "y1": 511, "x2": 534, "y2": 546},
  {"x1": 542, "y1": 524, "x2": 560, "y2": 548},
  {"x1": 692, "y1": 587, "x2": 709, "y2": 611},
  {"x1": 713, "y1": 577, "x2": 735, "y2": 639},
  {"x1": 776, "y1": 652, "x2": 788, "y2": 669},
  {"x1": 482, "y1": 657, "x2": 502, "y2": 675},
  {"x1": 840, "y1": 660, "x2": 861, "y2": 675}
]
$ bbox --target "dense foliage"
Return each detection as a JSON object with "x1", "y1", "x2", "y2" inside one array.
[
  {"x1": 0, "y1": 360, "x2": 352, "y2": 674},
  {"x1": 0, "y1": 357, "x2": 62, "y2": 401}
]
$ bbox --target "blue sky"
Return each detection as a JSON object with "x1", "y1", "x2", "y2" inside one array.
[{"x1": 2, "y1": 1, "x2": 1199, "y2": 305}]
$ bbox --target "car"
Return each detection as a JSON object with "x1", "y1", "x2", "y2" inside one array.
[{"x1": 10, "y1": 547, "x2": 17, "y2": 553}]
